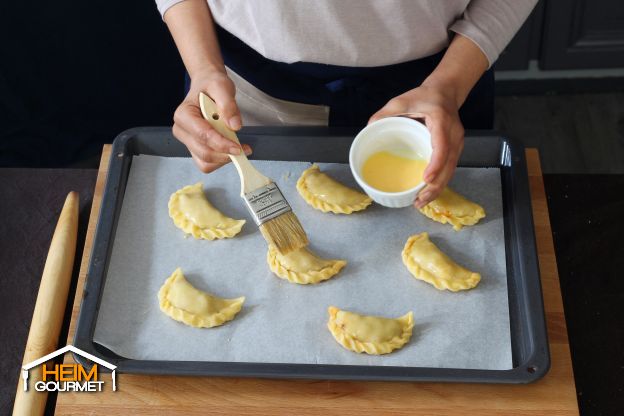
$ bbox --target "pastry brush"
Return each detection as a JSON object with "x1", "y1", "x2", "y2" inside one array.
[{"x1": 198, "y1": 92, "x2": 308, "y2": 254}]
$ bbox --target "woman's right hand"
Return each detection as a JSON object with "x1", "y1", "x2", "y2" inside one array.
[{"x1": 172, "y1": 69, "x2": 252, "y2": 173}]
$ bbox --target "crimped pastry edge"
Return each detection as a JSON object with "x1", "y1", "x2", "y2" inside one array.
[
  {"x1": 326, "y1": 306, "x2": 414, "y2": 355},
  {"x1": 168, "y1": 183, "x2": 245, "y2": 240},
  {"x1": 296, "y1": 164, "x2": 372, "y2": 214},
  {"x1": 418, "y1": 189, "x2": 486, "y2": 231},
  {"x1": 401, "y1": 232, "x2": 481, "y2": 292},
  {"x1": 158, "y1": 268, "x2": 245, "y2": 328},
  {"x1": 267, "y1": 245, "x2": 346, "y2": 285}
]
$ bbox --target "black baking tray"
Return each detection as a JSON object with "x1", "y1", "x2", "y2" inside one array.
[{"x1": 73, "y1": 126, "x2": 549, "y2": 383}]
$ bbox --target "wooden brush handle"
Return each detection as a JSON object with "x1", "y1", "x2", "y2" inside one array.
[
  {"x1": 198, "y1": 92, "x2": 271, "y2": 195},
  {"x1": 13, "y1": 192, "x2": 79, "y2": 416}
]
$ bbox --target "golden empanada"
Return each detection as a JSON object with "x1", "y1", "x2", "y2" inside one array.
[
  {"x1": 158, "y1": 268, "x2": 245, "y2": 328},
  {"x1": 168, "y1": 183, "x2": 245, "y2": 239},
  {"x1": 419, "y1": 187, "x2": 485, "y2": 231},
  {"x1": 296, "y1": 164, "x2": 372, "y2": 214},
  {"x1": 267, "y1": 245, "x2": 346, "y2": 284},
  {"x1": 327, "y1": 306, "x2": 414, "y2": 355},
  {"x1": 402, "y1": 232, "x2": 481, "y2": 292}
]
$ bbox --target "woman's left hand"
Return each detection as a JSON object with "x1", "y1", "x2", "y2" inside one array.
[{"x1": 369, "y1": 82, "x2": 464, "y2": 209}]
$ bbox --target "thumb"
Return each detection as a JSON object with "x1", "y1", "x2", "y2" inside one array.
[
  {"x1": 368, "y1": 106, "x2": 392, "y2": 125},
  {"x1": 209, "y1": 87, "x2": 243, "y2": 131},
  {"x1": 220, "y1": 100, "x2": 242, "y2": 131},
  {"x1": 368, "y1": 98, "x2": 406, "y2": 125}
]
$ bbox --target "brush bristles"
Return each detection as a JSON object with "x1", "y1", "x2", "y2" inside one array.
[{"x1": 260, "y1": 211, "x2": 308, "y2": 254}]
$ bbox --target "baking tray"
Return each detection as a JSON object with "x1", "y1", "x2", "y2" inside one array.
[{"x1": 73, "y1": 126, "x2": 549, "y2": 383}]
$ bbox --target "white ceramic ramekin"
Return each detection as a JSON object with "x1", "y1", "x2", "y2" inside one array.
[{"x1": 349, "y1": 117, "x2": 432, "y2": 208}]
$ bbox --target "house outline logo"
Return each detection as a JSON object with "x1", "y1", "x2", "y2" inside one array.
[{"x1": 22, "y1": 345, "x2": 117, "y2": 392}]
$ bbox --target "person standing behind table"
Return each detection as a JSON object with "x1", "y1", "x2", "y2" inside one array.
[{"x1": 155, "y1": 0, "x2": 536, "y2": 207}]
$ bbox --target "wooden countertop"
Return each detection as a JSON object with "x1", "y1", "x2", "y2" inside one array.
[{"x1": 55, "y1": 146, "x2": 578, "y2": 415}]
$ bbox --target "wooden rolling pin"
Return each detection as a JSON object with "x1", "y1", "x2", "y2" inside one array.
[{"x1": 13, "y1": 192, "x2": 79, "y2": 416}]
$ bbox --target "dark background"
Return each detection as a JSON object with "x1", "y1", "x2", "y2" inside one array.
[
  {"x1": 3, "y1": 0, "x2": 624, "y2": 168},
  {"x1": 1, "y1": 1, "x2": 623, "y2": 415},
  {"x1": 0, "y1": 0, "x2": 184, "y2": 167}
]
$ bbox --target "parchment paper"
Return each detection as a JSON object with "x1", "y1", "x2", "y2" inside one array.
[{"x1": 93, "y1": 156, "x2": 512, "y2": 370}]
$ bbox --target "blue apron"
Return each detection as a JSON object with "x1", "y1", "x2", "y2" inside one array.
[{"x1": 191, "y1": 25, "x2": 494, "y2": 129}]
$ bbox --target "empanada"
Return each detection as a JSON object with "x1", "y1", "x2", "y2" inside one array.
[
  {"x1": 267, "y1": 245, "x2": 346, "y2": 284},
  {"x1": 327, "y1": 306, "x2": 414, "y2": 355},
  {"x1": 296, "y1": 164, "x2": 372, "y2": 214},
  {"x1": 168, "y1": 183, "x2": 245, "y2": 239},
  {"x1": 158, "y1": 268, "x2": 245, "y2": 328},
  {"x1": 402, "y1": 232, "x2": 481, "y2": 292},
  {"x1": 419, "y1": 187, "x2": 485, "y2": 231}
]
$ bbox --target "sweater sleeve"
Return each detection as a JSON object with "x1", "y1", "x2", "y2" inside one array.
[
  {"x1": 449, "y1": 0, "x2": 538, "y2": 67},
  {"x1": 155, "y1": 0, "x2": 186, "y2": 18}
]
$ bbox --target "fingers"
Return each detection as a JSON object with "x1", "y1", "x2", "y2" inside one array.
[
  {"x1": 173, "y1": 121, "x2": 253, "y2": 173},
  {"x1": 415, "y1": 170, "x2": 450, "y2": 208},
  {"x1": 415, "y1": 163, "x2": 454, "y2": 208},
  {"x1": 208, "y1": 84, "x2": 242, "y2": 131},
  {"x1": 422, "y1": 114, "x2": 451, "y2": 184},
  {"x1": 190, "y1": 152, "x2": 228, "y2": 174},
  {"x1": 415, "y1": 122, "x2": 464, "y2": 208},
  {"x1": 171, "y1": 71, "x2": 253, "y2": 174},
  {"x1": 173, "y1": 123, "x2": 231, "y2": 165},
  {"x1": 189, "y1": 147, "x2": 251, "y2": 174},
  {"x1": 242, "y1": 144, "x2": 253, "y2": 155},
  {"x1": 368, "y1": 108, "x2": 388, "y2": 124},
  {"x1": 415, "y1": 116, "x2": 449, "y2": 208},
  {"x1": 416, "y1": 143, "x2": 460, "y2": 206},
  {"x1": 368, "y1": 97, "x2": 407, "y2": 124},
  {"x1": 174, "y1": 102, "x2": 239, "y2": 155},
  {"x1": 367, "y1": 85, "x2": 465, "y2": 209}
]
